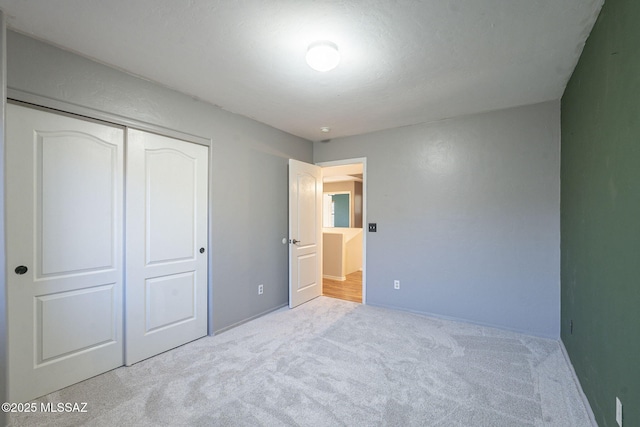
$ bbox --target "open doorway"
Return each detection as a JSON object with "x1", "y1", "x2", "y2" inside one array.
[{"x1": 318, "y1": 159, "x2": 366, "y2": 304}]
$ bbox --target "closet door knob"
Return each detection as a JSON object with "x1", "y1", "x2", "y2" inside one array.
[
  {"x1": 199, "y1": 248, "x2": 205, "y2": 254},
  {"x1": 15, "y1": 265, "x2": 28, "y2": 275}
]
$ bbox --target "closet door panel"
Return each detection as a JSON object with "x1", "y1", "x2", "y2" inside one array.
[
  {"x1": 125, "y1": 129, "x2": 208, "y2": 365},
  {"x1": 6, "y1": 104, "x2": 124, "y2": 402}
]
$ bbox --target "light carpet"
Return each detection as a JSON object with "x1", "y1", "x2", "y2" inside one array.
[{"x1": 11, "y1": 297, "x2": 593, "y2": 426}]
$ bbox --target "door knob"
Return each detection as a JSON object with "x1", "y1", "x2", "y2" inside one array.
[
  {"x1": 199, "y1": 248, "x2": 205, "y2": 254},
  {"x1": 291, "y1": 239, "x2": 300, "y2": 244},
  {"x1": 15, "y1": 265, "x2": 28, "y2": 275}
]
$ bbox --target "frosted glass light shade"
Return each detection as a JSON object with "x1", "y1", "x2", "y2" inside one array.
[{"x1": 306, "y1": 41, "x2": 340, "y2": 72}]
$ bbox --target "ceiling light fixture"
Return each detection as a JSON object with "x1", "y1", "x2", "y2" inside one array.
[
  {"x1": 306, "y1": 41, "x2": 340, "y2": 72},
  {"x1": 320, "y1": 126, "x2": 331, "y2": 133}
]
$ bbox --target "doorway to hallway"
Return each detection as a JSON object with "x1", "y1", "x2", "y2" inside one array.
[{"x1": 319, "y1": 159, "x2": 366, "y2": 304}]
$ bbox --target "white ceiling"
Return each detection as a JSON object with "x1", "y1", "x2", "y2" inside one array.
[
  {"x1": 322, "y1": 163, "x2": 363, "y2": 183},
  {"x1": 0, "y1": 0, "x2": 603, "y2": 141}
]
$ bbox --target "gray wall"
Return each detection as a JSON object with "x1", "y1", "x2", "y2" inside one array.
[
  {"x1": 0, "y1": 12, "x2": 7, "y2": 427},
  {"x1": 4, "y1": 31, "x2": 312, "y2": 334},
  {"x1": 315, "y1": 101, "x2": 561, "y2": 338}
]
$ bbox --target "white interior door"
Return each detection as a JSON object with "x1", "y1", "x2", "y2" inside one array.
[
  {"x1": 6, "y1": 103, "x2": 124, "y2": 402},
  {"x1": 125, "y1": 129, "x2": 208, "y2": 365},
  {"x1": 288, "y1": 159, "x2": 322, "y2": 308}
]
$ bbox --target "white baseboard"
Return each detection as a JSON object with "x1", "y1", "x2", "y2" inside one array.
[
  {"x1": 323, "y1": 274, "x2": 346, "y2": 281},
  {"x1": 559, "y1": 340, "x2": 598, "y2": 426},
  {"x1": 212, "y1": 303, "x2": 288, "y2": 335}
]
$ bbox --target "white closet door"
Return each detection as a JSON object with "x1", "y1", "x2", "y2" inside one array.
[
  {"x1": 125, "y1": 129, "x2": 209, "y2": 365},
  {"x1": 6, "y1": 104, "x2": 124, "y2": 402}
]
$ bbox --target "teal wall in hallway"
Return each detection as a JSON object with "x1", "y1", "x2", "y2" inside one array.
[
  {"x1": 332, "y1": 194, "x2": 350, "y2": 228},
  {"x1": 561, "y1": 0, "x2": 640, "y2": 426}
]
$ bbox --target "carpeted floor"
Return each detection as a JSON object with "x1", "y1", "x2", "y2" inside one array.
[{"x1": 11, "y1": 297, "x2": 593, "y2": 426}]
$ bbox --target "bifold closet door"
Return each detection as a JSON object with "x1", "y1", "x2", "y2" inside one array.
[
  {"x1": 6, "y1": 103, "x2": 125, "y2": 402},
  {"x1": 125, "y1": 129, "x2": 209, "y2": 365}
]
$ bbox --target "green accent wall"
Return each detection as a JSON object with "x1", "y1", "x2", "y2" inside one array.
[
  {"x1": 561, "y1": 1, "x2": 640, "y2": 426},
  {"x1": 332, "y1": 194, "x2": 350, "y2": 227}
]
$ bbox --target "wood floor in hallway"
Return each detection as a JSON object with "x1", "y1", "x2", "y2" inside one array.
[{"x1": 323, "y1": 271, "x2": 362, "y2": 303}]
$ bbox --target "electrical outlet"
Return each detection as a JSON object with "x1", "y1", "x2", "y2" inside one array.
[
  {"x1": 616, "y1": 397, "x2": 622, "y2": 426},
  {"x1": 258, "y1": 284, "x2": 264, "y2": 295},
  {"x1": 394, "y1": 280, "x2": 400, "y2": 290}
]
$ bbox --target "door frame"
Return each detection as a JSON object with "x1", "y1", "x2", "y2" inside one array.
[{"x1": 317, "y1": 158, "x2": 367, "y2": 304}]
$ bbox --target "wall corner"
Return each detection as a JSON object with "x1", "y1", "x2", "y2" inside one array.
[{"x1": 0, "y1": 9, "x2": 9, "y2": 427}]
